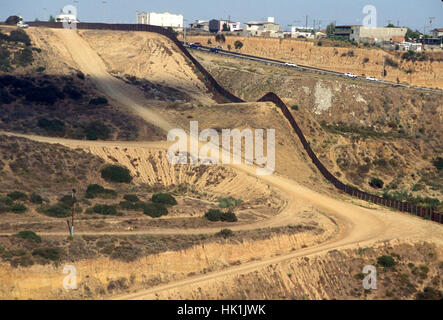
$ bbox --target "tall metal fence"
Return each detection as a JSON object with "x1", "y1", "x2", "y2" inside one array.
[{"x1": 26, "y1": 22, "x2": 442, "y2": 224}]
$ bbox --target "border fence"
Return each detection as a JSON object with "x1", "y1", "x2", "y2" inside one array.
[{"x1": 25, "y1": 22, "x2": 442, "y2": 224}]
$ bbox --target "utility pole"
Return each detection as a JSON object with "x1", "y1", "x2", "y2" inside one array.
[
  {"x1": 67, "y1": 189, "x2": 76, "y2": 238},
  {"x1": 183, "y1": 19, "x2": 187, "y2": 44},
  {"x1": 305, "y1": 15, "x2": 308, "y2": 30},
  {"x1": 382, "y1": 56, "x2": 385, "y2": 80}
]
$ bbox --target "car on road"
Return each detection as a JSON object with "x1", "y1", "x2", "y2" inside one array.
[
  {"x1": 345, "y1": 72, "x2": 357, "y2": 78},
  {"x1": 285, "y1": 62, "x2": 298, "y2": 67},
  {"x1": 17, "y1": 21, "x2": 29, "y2": 28},
  {"x1": 366, "y1": 76, "x2": 378, "y2": 81},
  {"x1": 189, "y1": 43, "x2": 201, "y2": 49}
]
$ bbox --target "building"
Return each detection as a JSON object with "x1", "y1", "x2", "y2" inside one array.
[
  {"x1": 136, "y1": 12, "x2": 183, "y2": 28},
  {"x1": 291, "y1": 26, "x2": 315, "y2": 39},
  {"x1": 190, "y1": 20, "x2": 210, "y2": 32},
  {"x1": 208, "y1": 19, "x2": 241, "y2": 33},
  {"x1": 335, "y1": 25, "x2": 407, "y2": 43},
  {"x1": 245, "y1": 17, "x2": 281, "y2": 36},
  {"x1": 430, "y1": 28, "x2": 443, "y2": 38}
]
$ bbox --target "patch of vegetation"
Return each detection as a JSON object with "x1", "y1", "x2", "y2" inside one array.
[
  {"x1": 382, "y1": 190, "x2": 441, "y2": 210},
  {"x1": 17, "y1": 230, "x2": 42, "y2": 243},
  {"x1": 37, "y1": 118, "x2": 66, "y2": 134},
  {"x1": 84, "y1": 121, "x2": 111, "y2": 140},
  {"x1": 41, "y1": 203, "x2": 71, "y2": 218},
  {"x1": 218, "y1": 197, "x2": 243, "y2": 208},
  {"x1": 89, "y1": 97, "x2": 108, "y2": 106},
  {"x1": 123, "y1": 194, "x2": 139, "y2": 202},
  {"x1": 415, "y1": 287, "x2": 442, "y2": 300},
  {"x1": 110, "y1": 245, "x2": 142, "y2": 262},
  {"x1": 85, "y1": 184, "x2": 117, "y2": 199},
  {"x1": 30, "y1": 192, "x2": 43, "y2": 204},
  {"x1": 101, "y1": 165, "x2": 132, "y2": 183},
  {"x1": 32, "y1": 247, "x2": 61, "y2": 261},
  {"x1": 7, "y1": 191, "x2": 28, "y2": 201},
  {"x1": 12, "y1": 47, "x2": 33, "y2": 67},
  {"x1": 204, "y1": 209, "x2": 238, "y2": 222},
  {"x1": 143, "y1": 202, "x2": 168, "y2": 218},
  {"x1": 433, "y1": 157, "x2": 443, "y2": 172},
  {"x1": 93, "y1": 204, "x2": 119, "y2": 216},
  {"x1": 119, "y1": 200, "x2": 148, "y2": 211},
  {"x1": 369, "y1": 177, "x2": 384, "y2": 189},
  {"x1": 217, "y1": 228, "x2": 234, "y2": 238},
  {"x1": 8, "y1": 30, "x2": 31, "y2": 46},
  {"x1": 385, "y1": 57, "x2": 398, "y2": 68},
  {"x1": 377, "y1": 255, "x2": 395, "y2": 268},
  {"x1": 151, "y1": 193, "x2": 177, "y2": 206},
  {"x1": 8, "y1": 202, "x2": 28, "y2": 214}
]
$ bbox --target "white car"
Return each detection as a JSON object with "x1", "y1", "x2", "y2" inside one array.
[
  {"x1": 285, "y1": 62, "x2": 298, "y2": 67},
  {"x1": 366, "y1": 76, "x2": 378, "y2": 81},
  {"x1": 17, "y1": 21, "x2": 29, "y2": 28},
  {"x1": 345, "y1": 72, "x2": 357, "y2": 78}
]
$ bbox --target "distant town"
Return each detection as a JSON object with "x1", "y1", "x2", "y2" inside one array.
[{"x1": 135, "y1": 11, "x2": 443, "y2": 51}]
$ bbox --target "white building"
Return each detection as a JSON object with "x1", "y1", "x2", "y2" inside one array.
[
  {"x1": 136, "y1": 12, "x2": 183, "y2": 28},
  {"x1": 291, "y1": 26, "x2": 314, "y2": 39}
]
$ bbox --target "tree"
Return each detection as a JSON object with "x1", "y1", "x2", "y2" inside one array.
[
  {"x1": 405, "y1": 28, "x2": 421, "y2": 41},
  {"x1": 234, "y1": 40, "x2": 243, "y2": 50},
  {"x1": 222, "y1": 23, "x2": 230, "y2": 32},
  {"x1": 215, "y1": 34, "x2": 226, "y2": 43},
  {"x1": 48, "y1": 15, "x2": 56, "y2": 22},
  {"x1": 326, "y1": 23, "x2": 335, "y2": 38},
  {"x1": 386, "y1": 23, "x2": 395, "y2": 28}
]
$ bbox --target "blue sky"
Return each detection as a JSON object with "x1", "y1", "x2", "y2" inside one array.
[{"x1": 1, "y1": 0, "x2": 442, "y2": 32}]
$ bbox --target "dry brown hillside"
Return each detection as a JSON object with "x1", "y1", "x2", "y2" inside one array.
[
  {"x1": 183, "y1": 35, "x2": 443, "y2": 90},
  {"x1": 191, "y1": 51, "x2": 443, "y2": 208}
]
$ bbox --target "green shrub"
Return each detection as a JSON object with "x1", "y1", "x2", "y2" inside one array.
[
  {"x1": 218, "y1": 197, "x2": 243, "y2": 208},
  {"x1": 26, "y1": 85, "x2": 64, "y2": 105},
  {"x1": 17, "y1": 230, "x2": 41, "y2": 243},
  {"x1": 101, "y1": 165, "x2": 132, "y2": 183},
  {"x1": 7, "y1": 191, "x2": 27, "y2": 201},
  {"x1": 217, "y1": 228, "x2": 234, "y2": 238},
  {"x1": 35, "y1": 66, "x2": 45, "y2": 72},
  {"x1": 119, "y1": 200, "x2": 148, "y2": 211},
  {"x1": 84, "y1": 121, "x2": 110, "y2": 140},
  {"x1": 291, "y1": 105, "x2": 299, "y2": 111},
  {"x1": 143, "y1": 203, "x2": 168, "y2": 218},
  {"x1": 204, "y1": 209, "x2": 238, "y2": 222},
  {"x1": 85, "y1": 184, "x2": 117, "y2": 199},
  {"x1": 124, "y1": 194, "x2": 139, "y2": 202},
  {"x1": 37, "y1": 118, "x2": 66, "y2": 133},
  {"x1": 377, "y1": 255, "x2": 395, "y2": 268},
  {"x1": 42, "y1": 204, "x2": 71, "y2": 217},
  {"x1": 12, "y1": 47, "x2": 33, "y2": 67},
  {"x1": 89, "y1": 97, "x2": 108, "y2": 105},
  {"x1": 30, "y1": 192, "x2": 43, "y2": 204},
  {"x1": 59, "y1": 195, "x2": 75, "y2": 208},
  {"x1": 369, "y1": 177, "x2": 384, "y2": 189},
  {"x1": 221, "y1": 211, "x2": 238, "y2": 222},
  {"x1": 0, "y1": 88, "x2": 14, "y2": 103},
  {"x1": 32, "y1": 247, "x2": 61, "y2": 261},
  {"x1": 9, "y1": 202, "x2": 27, "y2": 213},
  {"x1": 8, "y1": 29, "x2": 31, "y2": 46},
  {"x1": 151, "y1": 193, "x2": 177, "y2": 206},
  {"x1": 433, "y1": 157, "x2": 443, "y2": 171},
  {"x1": 93, "y1": 204, "x2": 118, "y2": 215},
  {"x1": 415, "y1": 287, "x2": 442, "y2": 300}
]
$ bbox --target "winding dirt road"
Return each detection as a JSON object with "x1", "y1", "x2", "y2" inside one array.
[{"x1": 3, "y1": 29, "x2": 442, "y2": 299}]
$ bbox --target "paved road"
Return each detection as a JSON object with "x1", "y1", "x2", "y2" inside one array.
[{"x1": 183, "y1": 43, "x2": 443, "y2": 94}]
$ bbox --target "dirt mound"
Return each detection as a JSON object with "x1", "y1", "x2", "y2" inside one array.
[{"x1": 79, "y1": 30, "x2": 215, "y2": 105}]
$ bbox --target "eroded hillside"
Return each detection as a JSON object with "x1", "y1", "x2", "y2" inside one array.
[{"x1": 191, "y1": 50, "x2": 443, "y2": 210}]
